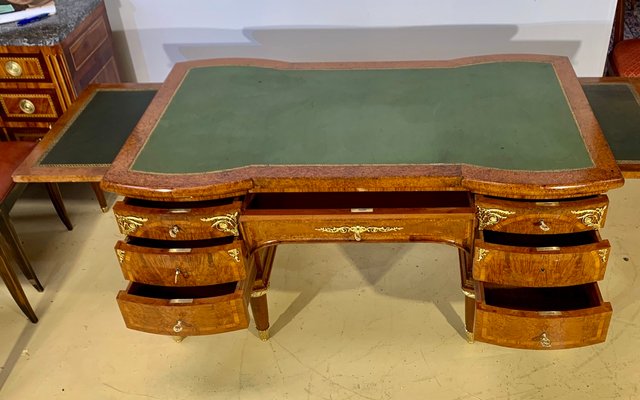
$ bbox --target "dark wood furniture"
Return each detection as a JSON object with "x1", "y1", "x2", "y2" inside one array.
[
  {"x1": 96, "y1": 55, "x2": 622, "y2": 349},
  {"x1": 0, "y1": 141, "x2": 71, "y2": 323},
  {"x1": 12, "y1": 83, "x2": 159, "y2": 211},
  {"x1": 0, "y1": 0, "x2": 120, "y2": 142},
  {"x1": 609, "y1": 0, "x2": 640, "y2": 76}
]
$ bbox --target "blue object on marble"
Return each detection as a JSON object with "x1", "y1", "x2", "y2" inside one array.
[{"x1": 0, "y1": 0, "x2": 102, "y2": 46}]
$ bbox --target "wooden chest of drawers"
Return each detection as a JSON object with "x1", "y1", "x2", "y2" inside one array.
[
  {"x1": 0, "y1": 1, "x2": 120, "y2": 141},
  {"x1": 472, "y1": 195, "x2": 613, "y2": 349}
]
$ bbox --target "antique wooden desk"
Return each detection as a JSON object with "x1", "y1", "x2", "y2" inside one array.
[{"x1": 101, "y1": 55, "x2": 625, "y2": 350}]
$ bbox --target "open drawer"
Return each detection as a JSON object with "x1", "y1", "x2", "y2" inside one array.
[
  {"x1": 112, "y1": 198, "x2": 241, "y2": 240},
  {"x1": 474, "y1": 282, "x2": 612, "y2": 349},
  {"x1": 241, "y1": 191, "x2": 475, "y2": 247},
  {"x1": 115, "y1": 237, "x2": 247, "y2": 286},
  {"x1": 116, "y1": 262, "x2": 256, "y2": 336},
  {"x1": 472, "y1": 230, "x2": 610, "y2": 287}
]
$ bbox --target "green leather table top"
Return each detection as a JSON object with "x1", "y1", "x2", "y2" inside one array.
[
  {"x1": 582, "y1": 83, "x2": 640, "y2": 163},
  {"x1": 132, "y1": 62, "x2": 593, "y2": 174},
  {"x1": 40, "y1": 90, "x2": 157, "y2": 166}
]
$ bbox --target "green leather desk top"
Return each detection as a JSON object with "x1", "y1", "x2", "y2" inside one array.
[
  {"x1": 582, "y1": 82, "x2": 640, "y2": 164},
  {"x1": 132, "y1": 61, "x2": 593, "y2": 174},
  {"x1": 41, "y1": 89, "x2": 157, "y2": 166}
]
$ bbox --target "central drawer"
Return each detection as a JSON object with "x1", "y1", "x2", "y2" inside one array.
[
  {"x1": 472, "y1": 230, "x2": 610, "y2": 286},
  {"x1": 241, "y1": 191, "x2": 475, "y2": 246},
  {"x1": 113, "y1": 198, "x2": 242, "y2": 240},
  {"x1": 115, "y1": 237, "x2": 247, "y2": 286},
  {"x1": 116, "y1": 260, "x2": 256, "y2": 336},
  {"x1": 474, "y1": 282, "x2": 612, "y2": 349}
]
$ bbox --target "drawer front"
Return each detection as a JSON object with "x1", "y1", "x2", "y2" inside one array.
[
  {"x1": 0, "y1": 55, "x2": 49, "y2": 81},
  {"x1": 475, "y1": 302, "x2": 612, "y2": 350},
  {"x1": 115, "y1": 240, "x2": 247, "y2": 286},
  {"x1": 472, "y1": 238, "x2": 610, "y2": 286},
  {"x1": 474, "y1": 283, "x2": 611, "y2": 349},
  {"x1": 476, "y1": 195, "x2": 609, "y2": 234},
  {"x1": 241, "y1": 212, "x2": 474, "y2": 247},
  {"x1": 116, "y1": 263, "x2": 256, "y2": 336},
  {"x1": 0, "y1": 91, "x2": 61, "y2": 121},
  {"x1": 113, "y1": 200, "x2": 241, "y2": 240}
]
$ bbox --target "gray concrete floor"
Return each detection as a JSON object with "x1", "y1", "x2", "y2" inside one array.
[{"x1": 1, "y1": 181, "x2": 639, "y2": 399}]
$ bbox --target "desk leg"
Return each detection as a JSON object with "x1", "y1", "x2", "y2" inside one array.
[
  {"x1": 45, "y1": 183, "x2": 73, "y2": 231},
  {"x1": 250, "y1": 291, "x2": 270, "y2": 341},
  {"x1": 90, "y1": 182, "x2": 108, "y2": 212},
  {"x1": 249, "y1": 246, "x2": 277, "y2": 341},
  {"x1": 458, "y1": 248, "x2": 475, "y2": 343}
]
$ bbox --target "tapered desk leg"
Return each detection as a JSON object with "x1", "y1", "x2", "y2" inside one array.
[
  {"x1": 250, "y1": 290, "x2": 270, "y2": 341},
  {"x1": 458, "y1": 248, "x2": 475, "y2": 343},
  {"x1": 0, "y1": 211, "x2": 43, "y2": 291},
  {"x1": 0, "y1": 236, "x2": 38, "y2": 323},
  {"x1": 90, "y1": 182, "x2": 109, "y2": 212},
  {"x1": 45, "y1": 183, "x2": 73, "y2": 231},
  {"x1": 464, "y1": 294, "x2": 475, "y2": 343}
]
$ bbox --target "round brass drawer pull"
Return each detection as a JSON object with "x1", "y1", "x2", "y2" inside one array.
[
  {"x1": 19, "y1": 99, "x2": 36, "y2": 114},
  {"x1": 173, "y1": 320, "x2": 183, "y2": 333},
  {"x1": 5, "y1": 60, "x2": 23, "y2": 77}
]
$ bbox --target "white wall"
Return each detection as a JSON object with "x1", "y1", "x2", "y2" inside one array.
[{"x1": 104, "y1": 0, "x2": 617, "y2": 82}]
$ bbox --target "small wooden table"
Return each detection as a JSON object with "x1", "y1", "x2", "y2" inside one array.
[
  {"x1": 100, "y1": 56, "x2": 627, "y2": 350},
  {"x1": 12, "y1": 83, "x2": 159, "y2": 211}
]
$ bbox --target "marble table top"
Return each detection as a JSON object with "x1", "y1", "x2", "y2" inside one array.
[{"x1": 0, "y1": 0, "x2": 102, "y2": 46}]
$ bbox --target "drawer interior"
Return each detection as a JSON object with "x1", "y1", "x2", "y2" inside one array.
[
  {"x1": 482, "y1": 230, "x2": 598, "y2": 247},
  {"x1": 123, "y1": 197, "x2": 238, "y2": 209},
  {"x1": 125, "y1": 236, "x2": 235, "y2": 249},
  {"x1": 246, "y1": 191, "x2": 471, "y2": 213},
  {"x1": 482, "y1": 283, "x2": 601, "y2": 311},
  {"x1": 127, "y1": 281, "x2": 238, "y2": 300}
]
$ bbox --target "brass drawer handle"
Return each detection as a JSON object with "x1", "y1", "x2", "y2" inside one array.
[
  {"x1": 169, "y1": 225, "x2": 181, "y2": 238},
  {"x1": 173, "y1": 320, "x2": 183, "y2": 333},
  {"x1": 537, "y1": 220, "x2": 550, "y2": 231},
  {"x1": 114, "y1": 214, "x2": 148, "y2": 235},
  {"x1": 201, "y1": 212, "x2": 239, "y2": 236},
  {"x1": 5, "y1": 60, "x2": 22, "y2": 77},
  {"x1": 572, "y1": 206, "x2": 606, "y2": 229},
  {"x1": 227, "y1": 248, "x2": 241, "y2": 262},
  {"x1": 539, "y1": 332, "x2": 552, "y2": 348},
  {"x1": 476, "y1": 206, "x2": 515, "y2": 230},
  {"x1": 19, "y1": 99, "x2": 35, "y2": 114},
  {"x1": 315, "y1": 225, "x2": 403, "y2": 241}
]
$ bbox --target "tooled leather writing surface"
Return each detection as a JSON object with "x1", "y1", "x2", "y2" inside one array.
[{"x1": 132, "y1": 61, "x2": 592, "y2": 174}]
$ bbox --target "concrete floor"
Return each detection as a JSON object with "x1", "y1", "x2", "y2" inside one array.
[{"x1": 1, "y1": 181, "x2": 639, "y2": 399}]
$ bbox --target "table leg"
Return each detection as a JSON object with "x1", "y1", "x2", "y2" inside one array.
[
  {"x1": 90, "y1": 182, "x2": 109, "y2": 212},
  {"x1": 0, "y1": 210, "x2": 43, "y2": 291},
  {"x1": 45, "y1": 183, "x2": 73, "y2": 231},
  {"x1": 250, "y1": 290, "x2": 270, "y2": 341},
  {"x1": 0, "y1": 234, "x2": 38, "y2": 323},
  {"x1": 458, "y1": 248, "x2": 475, "y2": 342}
]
